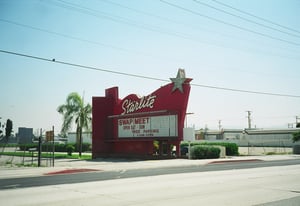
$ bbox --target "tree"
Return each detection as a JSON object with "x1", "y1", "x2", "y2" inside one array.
[
  {"x1": 292, "y1": 131, "x2": 300, "y2": 143},
  {"x1": 5, "y1": 119, "x2": 13, "y2": 139},
  {"x1": 57, "y1": 92, "x2": 92, "y2": 156}
]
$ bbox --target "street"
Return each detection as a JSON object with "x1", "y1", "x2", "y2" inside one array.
[
  {"x1": 1, "y1": 159, "x2": 300, "y2": 190},
  {"x1": 1, "y1": 160, "x2": 300, "y2": 205}
]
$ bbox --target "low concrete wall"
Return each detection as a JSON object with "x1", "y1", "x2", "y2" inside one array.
[{"x1": 239, "y1": 147, "x2": 292, "y2": 155}]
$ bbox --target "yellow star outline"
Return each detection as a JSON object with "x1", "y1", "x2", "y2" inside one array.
[{"x1": 170, "y1": 69, "x2": 187, "y2": 93}]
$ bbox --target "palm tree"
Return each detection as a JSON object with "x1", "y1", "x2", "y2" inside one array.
[{"x1": 57, "y1": 92, "x2": 92, "y2": 157}]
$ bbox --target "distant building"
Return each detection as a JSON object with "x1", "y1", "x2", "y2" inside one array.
[
  {"x1": 242, "y1": 129, "x2": 299, "y2": 147},
  {"x1": 17, "y1": 127, "x2": 34, "y2": 144},
  {"x1": 198, "y1": 128, "x2": 300, "y2": 147},
  {"x1": 67, "y1": 132, "x2": 92, "y2": 144}
]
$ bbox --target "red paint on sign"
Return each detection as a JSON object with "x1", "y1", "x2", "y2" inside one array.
[{"x1": 92, "y1": 70, "x2": 192, "y2": 158}]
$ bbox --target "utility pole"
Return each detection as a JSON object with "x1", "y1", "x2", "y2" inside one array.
[
  {"x1": 52, "y1": 126, "x2": 55, "y2": 167},
  {"x1": 246, "y1": 111, "x2": 252, "y2": 129},
  {"x1": 218, "y1": 120, "x2": 222, "y2": 130}
]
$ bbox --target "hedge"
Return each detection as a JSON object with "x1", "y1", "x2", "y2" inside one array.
[
  {"x1": 0, "y1": 143, "x2": 18, "y2": 147},
  {"x1": 18, "y1": 143, "x2": 91, "y2": 153},
  {"x1": 181, "y1": 142, "x2": 239, "y2": 156},
  {"x1": 190, "y1": 145, "x2": 220, "y2": 159}
]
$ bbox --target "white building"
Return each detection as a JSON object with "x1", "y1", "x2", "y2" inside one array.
[
  {"x1": 67, "y1": 132, "x2": 92, "y2": 144},
  {"x1": 199, "y1": 128, "x2": 300, "y2": 147}
]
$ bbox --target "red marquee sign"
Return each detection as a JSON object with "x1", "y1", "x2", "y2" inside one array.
[{"x1": 92, "y1": 69, "x2": 192, "y2": 158}]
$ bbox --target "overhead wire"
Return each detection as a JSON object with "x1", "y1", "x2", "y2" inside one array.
[
  {"x1": 2, "y1": 16, "x2": 299, "y2": 66},
  {"x1": 101, "y1": 0, "x2": 180, "y2": 25},
  {"x1": 211, "y1": 0, "x2": 300, "y2": 35},
  {"x1": 102, "y1": 0, "x2": 300, "y2": 42},
  {"x1": 0, "y1": 1, "x2": 299, "y2": 87},
  {"x1": 1, "y1": 49, "x2": 299, "y2": 98},
  {"x1": 38, "y1": 0, "x2": 300, "y2": 61},
  {"x1": 193, "y1": 0, "x2": 300, "y2": 39},
  {"x1": 42, "y1": 0, "x2": 300, "y2": 59},
  {"x1": 160, "y1": 0, "x2": 300, "y2": 46},
  {"x1": 0, "y1": 49, "x2": 168, "y2": 82},
  {"x1": 1, "y1": 1, "x2": 299, "y2": 84},
  {"x1": 100, "y1": 0, "x2": 300, "y2": 55},
  {"x1": 42, "y1": 1, "x2": 272, "y2": 55},
  {"x1": 1, "y1": 2, "x2": 298, "y2": 128},
  {"x1": 51, "y1": 0, "x2": 194, "y2": 41},
  {"x1": 190, "y1": 82, "x2": 300, "y2": 98},
  {"x1": 0, "y1": 18, "x2": 162, "y2": 59}
]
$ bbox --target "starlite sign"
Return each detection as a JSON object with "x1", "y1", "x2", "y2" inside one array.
[
  {"x1": 121, "y1": 94, "x2": 157, "y2": 115},
  {"x1": 92, "y1": 68, "x2": 192, "y2": 158}
]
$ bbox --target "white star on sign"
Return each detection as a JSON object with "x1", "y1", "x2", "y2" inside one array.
[{"x1": 170, "y1": 69, "x2": 190, "y2": 93}]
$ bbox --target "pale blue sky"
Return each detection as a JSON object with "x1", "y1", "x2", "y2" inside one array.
[{"x1": 1, "y1": 0, "x2": 300, "y2": 134}]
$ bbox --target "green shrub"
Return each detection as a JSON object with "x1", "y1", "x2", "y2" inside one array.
[
  {"x1": 181, "y1": 142, "x2": 239, "y2": 156},
  {"x1": 66, "y1": 144, "x2": 75, "y2": 156},
  {"x1": 19, "y1": 144, "x2": 38, "y2": 151},
  {"x1": 73, "y1": 143, "x2": 91, "y2": 152},
  {"x1": 0, "y1": 143, "x2": 18, "y2": 147},
  {"x1": 41, "y1": 143, "x2": 66, "y2": 152},
  {"x1": 190, "y1": 145, "x2": 220, "y2": 159},
  {"x1": 206, "y1": 142, "x2": 238, "y2": 156}
]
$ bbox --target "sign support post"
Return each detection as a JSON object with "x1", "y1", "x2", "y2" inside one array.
[
  {"x1": 38, "y1": 128, "x2": 42, "y2": 167},
  {"x1": 52, "y1": 126, "x2": 55, "y2": 167},
  {"x1": 188, "y1": 141, "x2": 191, "y2": 159}
]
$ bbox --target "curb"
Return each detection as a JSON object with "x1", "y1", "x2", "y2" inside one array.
[
  {"x1": 208, "y1": 159, "x2": 263, "y2": 164},
  {"x1": 44, "y1": 168, "x2": 102, "y2": 176}
]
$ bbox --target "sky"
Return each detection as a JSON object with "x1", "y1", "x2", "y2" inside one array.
[{"x1": 0, "y1": 0, "x2": 300, "y2": 135}]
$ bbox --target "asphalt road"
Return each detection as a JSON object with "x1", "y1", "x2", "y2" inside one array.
[{"x1": 1, "y1": 158, "x2": 300, "y2": 190}]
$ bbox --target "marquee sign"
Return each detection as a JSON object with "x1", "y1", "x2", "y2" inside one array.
[
  {"x1": 118, "y1": 115, "x2": 178, "y2": 138},
  {"x1": 92, "y1": 69, "x2": 192, "y2": 158}
]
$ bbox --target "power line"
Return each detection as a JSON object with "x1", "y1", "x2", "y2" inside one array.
[
  {"x1": 82, "y1": 0, "x2": 300, "y2": 57},
  {"x1": 193, "y1": 0, "x2": 300, "y2": 39},
  {"x1": 160, "y1": 0, "x2": 300, "y2": 46},
  {"x1": 49, "y1": 0, "x2": 300, "y2": 54},
  {"x1": 100, "y1": 0, "x2": 297, "y2": 54},
  {"x1": 0, "y1": 18, "x2": 161, "y2": 59},
  {"x1": 2, "y1": 17, "x2": 299, "y2": 77},
  {"x1": 0, "y1": 49, "x2": 168, "y2": 82},
  {"x1": 49, "y1": 0, "x2": 194, "y2": 41},
  {"x1": 190, "y1": 82, "x2": 300, "y2": 98},
  {"x1": 2, "y1": 3, "x2": 298, "y2": 63},
  {"x1": 1, "y1": 49, "x2": 300, "y2": 98},
  {"x1": 101, "y1": 0, "x2": 179, "y2": 25},
  {"x1": 2, "y1": 15, "x2": 299, "y2": 63},
  {"x1": 211, "y1": 0, "x2": 300, "y2": 35}
]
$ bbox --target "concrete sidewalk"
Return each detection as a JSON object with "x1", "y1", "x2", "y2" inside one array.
[{"x1": 0, "y1": 154, "x2": 300, "y2": 179}]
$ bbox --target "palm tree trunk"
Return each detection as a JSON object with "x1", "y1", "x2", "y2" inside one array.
[
  {"x1": 76, "y1": 126, "x2": 83, "y2": 157},
  {"x1": 79, "y1": 127, "x2": 82, "y2": 157}
]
